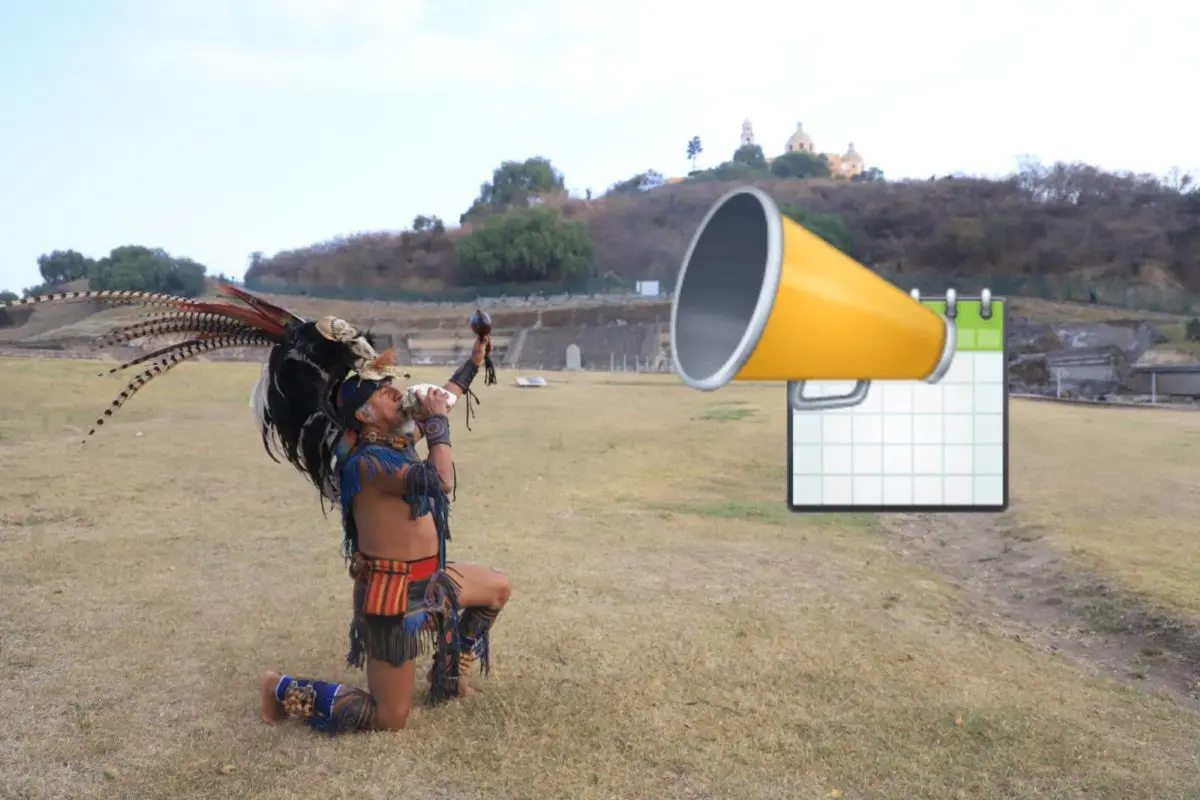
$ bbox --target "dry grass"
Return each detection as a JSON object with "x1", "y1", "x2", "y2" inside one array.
[
  {"x1": 1143, "y1": 319, "x2": 1200, "y2": 361},
  {"x1": 1008, "y1": 399, "x2": 1200, "y2": 617},
  {"x1": 3, "y1": 360, "x2": 1200, "y2": 799},
  {"x1": 1006, "y1": 296, "x2": 1189, "y2": 324}
]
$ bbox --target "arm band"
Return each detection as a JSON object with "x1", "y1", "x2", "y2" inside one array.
[
  {"x1": 421, "y1": 414, "x2": 451, "y2": 448},
  {"x1": 448, "y1": 360, "x2": 479, "y2": 392}
]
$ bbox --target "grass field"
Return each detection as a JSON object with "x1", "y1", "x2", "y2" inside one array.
[
  {"x1": 3, "y1": 358, "x2": 1200, "y2": 799},
  {"x1": 1008, "y1": 401, "x2": 1200, "y2": 619}
]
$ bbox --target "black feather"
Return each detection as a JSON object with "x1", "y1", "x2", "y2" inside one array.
[{"x1": 257, "y1": 321, "x2": 373, "y2": 502}]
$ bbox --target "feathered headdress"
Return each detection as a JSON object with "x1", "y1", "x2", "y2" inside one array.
[{"x1": 1, "y1": 282, "x2": 411, "y2": 502}]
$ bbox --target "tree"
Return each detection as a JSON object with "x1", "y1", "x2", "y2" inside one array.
[
  {"x1": 780, "y1": 204, "x2": 855, "y2": 256},
  {"x1": 456, "y1": 207, "x2": 593, "y2": 284},
  {"x1": 0, "y1": 290, "x2": 17, "y2": 303},
  {"x1": 461, "y1": 157, "x2": 566, "y2": 223},
  {"x1": 1165, "y1": 166, "x2": 1196, "y2": 194},
  {"x1": 607, "y1": 170, "x2": 666, "y2": 194},
  {"x1": 686, "y1": 136, "x2": 703, "y2": 171},
  {"x1": 412, "y1": 214, "x2": 445, "y2": 233},
  {"x1": 852, "y1": 166, "x2": 886, "y2": 183},
  {"x1": 89, "y1": 245, "x2": 208, "y2": 297},
  {"x1": 770, "y1": 151, "x2": 831, "y2": 180},
  {"x1": 732, "y1": 144, "x2": 768, "y2": 170},
  {"x1": 36, "y1": 249, "x2": 94, "y2": 286},
  {"x1": 687, "y1": 160, "x2": 767, "y2": 183}
]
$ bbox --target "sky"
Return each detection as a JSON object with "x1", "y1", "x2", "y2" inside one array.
[{"x1": 1, "y1": 0, "x2": 1197, "y2": 294}]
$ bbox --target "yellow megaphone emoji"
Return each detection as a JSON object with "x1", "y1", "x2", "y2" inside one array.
[{"x1": 669, "y1": 186, "x2": 956, "y2": 411}]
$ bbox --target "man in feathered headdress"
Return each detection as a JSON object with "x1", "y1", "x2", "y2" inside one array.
[{"x1": 3, "y1": 283, "x2": 510, "y2": 733}]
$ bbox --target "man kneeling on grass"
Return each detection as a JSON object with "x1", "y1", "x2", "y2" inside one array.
[
  {"x1": 5, "y1": 284, "x2": 511, "y2": 734},
  {"x1": 261, "y1": 340, "x2": 512, "y2": 732}
]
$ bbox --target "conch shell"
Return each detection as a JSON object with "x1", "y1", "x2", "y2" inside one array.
[{"x1": 400, "y1": 383, "x2": 457, "y2": 413}]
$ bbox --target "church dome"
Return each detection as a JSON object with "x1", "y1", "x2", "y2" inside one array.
[
  {"x1": 785, "y1": 122, "x2": 814, "y2": 154},
  {"x1": 843, "y1": 142, "x2": 864, "y2": 164}
]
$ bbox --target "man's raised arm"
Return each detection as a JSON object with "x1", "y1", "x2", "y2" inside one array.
[{"x1": 444, "y1": 335, "x2": 489, "y2": 399}]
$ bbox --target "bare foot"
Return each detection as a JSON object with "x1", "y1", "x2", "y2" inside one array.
[{"x1": 259, "y1": 671, "x2": 287, "y2": 724}]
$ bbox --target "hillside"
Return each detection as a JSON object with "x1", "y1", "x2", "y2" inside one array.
[
  {"x1": 6, "y1": 279, "x2": 1200, "y2": 398},
  {"x1": 246, "y1": 163, "x2": 1200, "y2": 301}
]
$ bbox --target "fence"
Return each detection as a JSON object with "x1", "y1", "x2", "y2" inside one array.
[
  {"x1": 880, "y1": 273, "x2": 1200, "y2": 315},
  {"x1": 515, "y1": 352, "x2": 671, "y2": 373},
  {"x1": 1048, "y1": 364, "x2": 1119, "y2": 399},
  {"x1": 595, "y1": 353, "x2": 670, "y2": 373},
  {"x1": 238, "y1": 271, "x2": 1200, "y2": 315},
  {"x1": 241, "y1": 276, "x2": 638, "y2": 304}
]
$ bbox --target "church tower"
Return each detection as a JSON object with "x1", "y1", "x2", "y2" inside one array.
[{"x1": 740, "y1": 119, "x2": 755, "y2": 147}]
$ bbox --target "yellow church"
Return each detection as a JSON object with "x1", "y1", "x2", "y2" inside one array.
[
  {"x1": 742, "y1": 119, "x2": 866, "y2": 179},
  {"x1": 663, "y1": 119, "x2": 866, "y2": 185}
]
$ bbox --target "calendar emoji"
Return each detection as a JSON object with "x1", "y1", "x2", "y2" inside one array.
[{"x1": 788, "y1": 290, "x2": 1008, "y2": 512}]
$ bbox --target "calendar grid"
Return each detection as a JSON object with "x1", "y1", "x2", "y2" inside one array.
[{"x1": 788, "y1": 296, "x2": 1008, "y2": 512}]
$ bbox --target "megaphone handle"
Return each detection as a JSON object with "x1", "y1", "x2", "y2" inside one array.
[{"x1": 788, "y1": 380, "x2": 871, "y2": 412}]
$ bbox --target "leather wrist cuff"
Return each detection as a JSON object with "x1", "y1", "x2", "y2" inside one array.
[
  {"x1": 421, "y1": 414, "x2": 451, "y2": 447},
  {"x1": 449, "y1": 360, "x2": 479, "y2": 392}
]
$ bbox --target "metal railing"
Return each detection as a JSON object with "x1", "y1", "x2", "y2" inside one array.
[
  {"x1": 241, "y1": 276, "x2": 642, "y2": 304},
  {"x1": 236, "y1": 270, "x2": 1200, "y2": 316}
]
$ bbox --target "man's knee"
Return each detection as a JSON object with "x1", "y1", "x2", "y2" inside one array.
[
  {"x1": 450, "y1": 563, "x2": 512, "y2": 609},
  {"x1": 373, "y1": 699, "x2": 412, "y2": 731},
  {"x1": 365, "y1": 657, "x2": 416, "y2": 731}
]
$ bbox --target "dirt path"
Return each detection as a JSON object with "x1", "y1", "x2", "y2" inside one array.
[{"x1": 879, "y1": 512, "x2": 1200, "y2": 708}]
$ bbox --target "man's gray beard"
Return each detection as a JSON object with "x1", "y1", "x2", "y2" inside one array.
[{"x1": 389, "y1": 418, "x2": 418, "y2": 437}]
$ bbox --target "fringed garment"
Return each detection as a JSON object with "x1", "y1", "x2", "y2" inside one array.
[
  {"x1": 337, "y1": 439, "x2": 452, "y2": 562},
  {"x1": 346, "y1": 553, "x2": 463, "y2": 703},
  {"x1": 337, "y1": 437, "x2": 467, "y2": 704}
]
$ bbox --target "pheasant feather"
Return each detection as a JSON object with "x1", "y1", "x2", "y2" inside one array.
[
  {"x1": 83, "y1": 332, "x2": 277, "y2": 442},
  {"x1": 99, "y1": 331, "x2": 270, "y2": 376},
  {"x1": 9, "y1": 289, "x2": 200, "y2": 310},
  {"x1": 2, "y1": 281, "x2": 425, "y2": 505},
  {"x1": 98, "y1": 311, "x2": 256, "y2": 346}
]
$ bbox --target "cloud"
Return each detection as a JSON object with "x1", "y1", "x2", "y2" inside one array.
[
  {"x1": 147, "y1": 0, "x2": 862, "y2": 112},
  {"x1": 150, "y1": 1, "x2": 497, "y2": 94},
  {"x1": 150, "y1": 0, "x2": 586, "y2": 96},
  {"x1": 262, "y1": 0, "x2": 431, "y2": 35},
  {"x1": 154, "y1": 0, "x2": 1200, "y2": 142}
]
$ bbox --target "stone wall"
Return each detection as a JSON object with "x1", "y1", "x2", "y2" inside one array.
[
  {"x1": 1006, "y1": 317, "x2": 1166, "y2": 395},
  {"x1": 515, "y1": 324, "x2": 662, "y2": 370}
]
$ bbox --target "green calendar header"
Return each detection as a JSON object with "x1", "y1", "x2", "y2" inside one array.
[{"x1": 920, "y1": 299, "x2": 1005, "y2": 352}]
